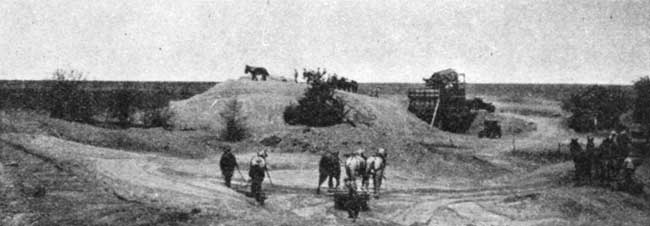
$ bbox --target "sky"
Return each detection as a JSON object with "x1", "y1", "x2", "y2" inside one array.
[{"x1": 1, "y1": 0, "x2": 649, "y2": 84}]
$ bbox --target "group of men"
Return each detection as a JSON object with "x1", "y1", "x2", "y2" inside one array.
[
  {"x1": 219, "y1": 146, "x2": 269, "y2": 205},
  {"x1": 219, "y1": 146, "x2": 384, "y2": 222},
  {"x1": 571, "y1": 130, "x2": 640, "y2": 189}
]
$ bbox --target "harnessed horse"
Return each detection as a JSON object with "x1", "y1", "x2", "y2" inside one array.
[
  {"x1": 245, "y1": 65, "x2": 269, "y2": 81},
  {"x1": 345, "y1": 154, "x2": 368, "y2": 192},
  {"x1": 366, "y1": 155, "x2": 386, "y2": 197},
  {"x1": 317, "y1": 151, "x2": 341, "y2": 194}
]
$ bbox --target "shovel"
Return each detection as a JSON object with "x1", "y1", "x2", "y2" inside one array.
[{"x1": 266, "y1": 170, "x2": 274, "y2": 186}]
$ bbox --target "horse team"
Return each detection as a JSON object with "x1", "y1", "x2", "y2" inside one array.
[
  {"x1": 317, "y1": 148, "x2": 387, "y2": 221},
  {"x1": 569, "y1": 130, "x2": 641, "y2": 192},
  {"x1": 317, "y1": 148, "x2": 387, "y2": 197}
]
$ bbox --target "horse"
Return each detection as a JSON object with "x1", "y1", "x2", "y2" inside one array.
[
  {"x1": 584, "y1": 137, "x2": 595, "y2": 183},
  {"x1": 366, "y1": 154, "x2": 386, "y2": 197},
  {"x1": 345, "y1": 152, "x2": 368, "y2": 192},
  {"x1": 569, "y1": 138, "x2": 586, "y2": 184},
  {"x1": 317, "y1": 151, "x2": 341, "y2": 194},
  {"x1": 245, "y1": 65, "x2": 269, "y2": 81},
  {"x1": 599, "y1": 137, "x2": 616, "y2": 181}
]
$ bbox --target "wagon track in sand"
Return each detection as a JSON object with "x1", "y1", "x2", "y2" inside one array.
[
  {"x1": 0, "y1": 130, "x2": 563, "y2": 226},
  {"x1": 2, "y1": 101, "x2": 649, "y2": 225}
]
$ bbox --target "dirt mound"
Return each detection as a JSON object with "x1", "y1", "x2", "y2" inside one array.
[
  {"x1": 167, "y1": 79, "x2": 447, "y2": 150},
  {"x1": 167, "y1": 80, "x2": 304, "y2": 135},
  {"x1": 468, "y1": 110, "x2": 537, "y2": 136}
]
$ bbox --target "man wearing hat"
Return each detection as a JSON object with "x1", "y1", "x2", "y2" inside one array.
[
  {"x1": 219, "y1": 146, "x2": 238, "y2": 188},
  {"x1": 249, "y1": 149, "x2": 269, "y2": 205}
]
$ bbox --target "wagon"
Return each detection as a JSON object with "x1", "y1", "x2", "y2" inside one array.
[
  {"x1": 478, "y1": 120, "x2": 502, "y2": 139},
  {"x1": 331, "y1": 189, "x2": 371, "y2": 211}
]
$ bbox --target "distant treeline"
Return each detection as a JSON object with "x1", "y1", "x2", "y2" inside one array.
[
  {"x1": 0, "y1": 80, "x2": 215, "y2": 110},
  {"x1": 466, "y1": 83, "x2": 633, "y2": 102},
  {"x1": 0, "y1": 80, "x2": 216, "y2": 92},
  {"x1": 355, "y1": 83, "x2": 633, "y2": 102}
]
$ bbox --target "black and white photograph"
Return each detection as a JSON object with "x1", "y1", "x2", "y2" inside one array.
[{"x1": 1, "y1": 0, "x2": 650, "y2": 225}]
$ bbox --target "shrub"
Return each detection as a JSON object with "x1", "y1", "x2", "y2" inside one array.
[
  {"x1": 284, "y1": 69, "x2": 348, "y2": 127},
  {"x1": 110, "y1": 89, "x2": 135, "y2": 126},
  {"x1": 561, "y1": 85, "x2": 631, "y2": 132},
  {"x1": 48, "y1": 69, "x2": 95, "y2": 123},
  {"x1": 219, "y1": 98, "x2": 248, "y2": 141},
  {"x1": 633, "y1": 76, "x2": 650, "y2": 126},
  {"x1": 143, "y1": 107, "x2": 174, "y2": 129}
]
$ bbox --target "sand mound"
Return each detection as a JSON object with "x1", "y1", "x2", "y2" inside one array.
[
  {"x1": 468, "y1": 111, "x2": 537, "y2": 136},
  {"x1": 167, "y1": 79, "x2": 442, "y2": 142}
]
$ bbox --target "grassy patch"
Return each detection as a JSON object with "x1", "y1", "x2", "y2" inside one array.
[
  {"x1": 508, "y1": 149, "x2": 571, "y2": 163},
  {"x1": 1, "y1": 110, "x2": 217, "y2": 159}
]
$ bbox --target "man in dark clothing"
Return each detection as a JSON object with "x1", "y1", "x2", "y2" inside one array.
[
  {"x1": 615, "y1": 130, "x2": 631, "y2": 173},
  {"x1": 622, "y1": 156, "x2": 636, "y2": 187},
  {"x1": 294, "y1": 69, "x2": 299, "y2": 83},
  {"x1": 219, "y1": 146, "x2": 238, "y2": 188},
  {"x1": 249, "y1": 150, "x2": 268, "y2": 205},
  {"x1": 344, "y1": 178, "x2": 362, "y2": 222}
]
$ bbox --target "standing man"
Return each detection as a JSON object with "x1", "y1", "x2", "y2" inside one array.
[
  {"x1": 344, "y1": 178, "x2": 362, "y2": 222},
  {"x1": 607, "y1": 131, "x2": 619, "y2": 181},
  {"x1": 249, "y1": 150, "x2": 269, "y2": 205},
  {"x1": 621, "y1": 154, "x2": 640, "y2": 193},
  {"x1": 219, "y1": 146, "x2": 238, "y2": 188},
  {"x1": 616, "y1": 129, "x2": 631, "y2": 171},
  {"x1": 294, "y1": 69, "x2": 299, "y2": 83}
]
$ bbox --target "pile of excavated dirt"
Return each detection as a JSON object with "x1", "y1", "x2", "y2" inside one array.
[
  {"x1": 468, "y1": 110, "x2": 537, "y2": 136},
  {"x1": 167, "y1": 79, "x2": 449, "y2": 153}
]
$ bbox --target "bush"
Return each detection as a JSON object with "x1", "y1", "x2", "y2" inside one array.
[
  {"x1": 219, "y1": 98, "x2": 248, "y2": 141},
  {"x1": 633, "y1": 76, "x2": 650, "y2": 126},
  {"x1": 143, "y1": 107, "x2": 174, "y2": 129},
  {"x1": 561, "y1": 85, "x2": 631, "y2": 132},
  {"x1": 284, "y1": 69, "x2": 348, "y2": 127},
  {"x1": 48, "y1": 69, "x2": 95, "y2": 123},
  {"x1": 110, "y1": 89, "x2": 135, "y2": 126}
]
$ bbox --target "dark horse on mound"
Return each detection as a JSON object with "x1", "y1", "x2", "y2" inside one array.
[
  {"x1": 245, "y1": 65, "x2": 269, "y2": 81},
  {"x1": 316, "y1": 151, "x2": 341, "y2": 194}
]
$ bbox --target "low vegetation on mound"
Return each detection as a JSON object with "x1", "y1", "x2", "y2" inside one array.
[
  {"x1": 284, "y1": 69, "x2": 348, "y2": 127},
  {"x1": 0, "y1": 110, "x2": 221, "y2": 158}
]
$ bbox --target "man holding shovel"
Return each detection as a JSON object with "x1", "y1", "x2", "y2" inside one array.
[{"x1": 219, "y1": 146, "x2": 239, "y2": 188}]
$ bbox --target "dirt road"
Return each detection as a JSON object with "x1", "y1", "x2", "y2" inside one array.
[
  {"x1": 0, "y1": 130, "x2": 571, "y2": 226},
  {"x1": 1, "y1": 106, "x2": 648, "y2": 225}
]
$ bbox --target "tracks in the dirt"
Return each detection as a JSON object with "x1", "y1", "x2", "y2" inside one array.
[{"x1": 374, "y1": 182, "x2": 556, "y2": 225}]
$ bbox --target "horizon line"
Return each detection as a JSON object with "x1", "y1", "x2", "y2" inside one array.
[{"x1": 0, "y1": 78, "x2": 635, "y2": 86}]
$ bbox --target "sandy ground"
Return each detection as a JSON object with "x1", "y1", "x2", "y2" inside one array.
[{"x1": 2, "y1": 98, "x2": 650, "y2": 225}]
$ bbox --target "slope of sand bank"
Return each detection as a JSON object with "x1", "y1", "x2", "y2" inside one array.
[{"x1": 168, "y1": 79, "x2": 443, "y2": 139}]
